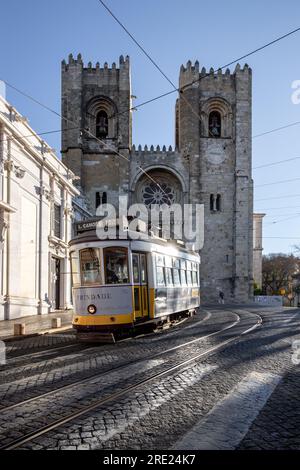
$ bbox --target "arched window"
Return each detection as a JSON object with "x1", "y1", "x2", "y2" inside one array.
[
  {"x1": 216, "y1": 194, "x2": 222, "y2": 211},
  {"x1": 210, "y1": 194, "x2": 222, "y2": 212},
  {"x1": 209, "y1": 111, "x2": 221, "y2": 138},
  {"x1": 95, "y1": 191, "x2": 108, "y2": 210},
  {"x1": 96, "y1": 110, "x2": 109, "y2": 139},
  {"x1": 95, "y1": 192, "x2": 101, "y2": 210},
  {"x1": 102, "y1": 192, "x2": 107, "y2": 205}
]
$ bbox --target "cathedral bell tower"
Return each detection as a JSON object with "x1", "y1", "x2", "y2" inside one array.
[
  {"x1": 176, "y1": 61, "x2": 253, "y2": 302},
  {"x1": 61, "y1": 54, "x2": 132, "y2": 213}
]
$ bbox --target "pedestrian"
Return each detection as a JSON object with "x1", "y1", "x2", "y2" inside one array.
[{"x1": 219, "y1": 291, "x2": 225, "y2": 305}]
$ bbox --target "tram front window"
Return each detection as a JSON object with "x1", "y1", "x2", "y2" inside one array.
[
  {"x1": 80, "y1": 248, "x2": 101, "y2": 286},
  {"x1": 104, "y1": 248, "x2": 129, "y2": 285}
]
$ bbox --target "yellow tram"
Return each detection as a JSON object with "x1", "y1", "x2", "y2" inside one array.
[{"x1": 70, "y1": 220, "x2": 201, "y2": 341}]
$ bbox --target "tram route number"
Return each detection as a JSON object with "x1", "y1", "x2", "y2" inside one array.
[{"x1": 103, "y1": 454, "x2": 196, "y2": 467}]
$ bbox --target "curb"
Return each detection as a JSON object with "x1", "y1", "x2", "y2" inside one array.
[{"x1": 0, "y1": 325, "x2": 73, "y2": 343}]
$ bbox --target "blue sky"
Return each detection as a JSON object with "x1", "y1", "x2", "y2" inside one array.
[{"x1": 1, "y1": 0, "x2": 300, "y2": 255}]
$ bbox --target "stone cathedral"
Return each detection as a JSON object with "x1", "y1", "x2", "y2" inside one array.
[{"x1": 61, "y1": 53, "x2": 253, "y2": 303}]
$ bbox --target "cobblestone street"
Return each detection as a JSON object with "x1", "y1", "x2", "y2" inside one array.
[{"x1": 0, "y1": 306, "x2": 299, "y2": 450}]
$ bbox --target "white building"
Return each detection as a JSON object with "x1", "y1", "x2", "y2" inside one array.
[{"x1": 0, "y1": 95, "x2": 79, "y2": 320}]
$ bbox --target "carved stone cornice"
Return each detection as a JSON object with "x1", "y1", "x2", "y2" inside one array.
[
  {"x1": 36, "y1": 185, "x2": 54, "y2": 201},
  {"x1": 48, "y1": 235, "x2": 68, "y2": 257},
  {"x1": 3, "y1": 160, "x2": 26, "y2": 178}
]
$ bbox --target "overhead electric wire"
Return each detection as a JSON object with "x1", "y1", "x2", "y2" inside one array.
[
  {"x1": 253, "y1": 156, "x2": 300, "y2": 170},
  {"x1": 266, "y1": 214, "x2": 300, "y2": 225},
  {"x1": 256, "y1": 205, "x2": 300, "y2": 211},
  {"x1": 97, "y1": 0, "x2": 300, "y2": 123},
  {"x1": 256, "y1": 194, "x2": 300, "y2": 201},
  {"x1": 3, "y1": 118, "x2": 300, "y2": 151},
  {"x1": 0, "y1": 125, "x2": 79, "y2": 145},
  {"x1": 98, "y1": 0, "x2": 300, "y2": 200},
  {"x1": 253, "y1": 121, "x2": 300, "y2": 139},
  {"x1": 1, "y1": 14, "x2": 300, "y2": 208},
  {"x1": 0, "y1": 17, "x2": 300, "y2": 158},
  {"x1": 2, "y1": 109, "x2": 300, "y2": 194},
  {"x1": 0, "y1": 88, "x2": 173, "y2": 205},
  {"x1": 256, "y1": 177, "x2": 300, "y2": 188},
  {"x1": 98, "y1": 0, "x2": 204, "y2": 125}
]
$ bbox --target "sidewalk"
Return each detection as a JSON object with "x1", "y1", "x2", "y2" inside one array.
[{"x1": 0, "y1": 310, "x2": 74, "y2": 341}]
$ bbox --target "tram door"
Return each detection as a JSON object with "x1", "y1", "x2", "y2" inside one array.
[{"x1": 132, "y1": 253, "x2": 149, "y2": 320}]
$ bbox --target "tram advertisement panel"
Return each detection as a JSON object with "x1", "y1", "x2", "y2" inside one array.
[{"x1": 73, "y1": 286, "x2": 133, "y2": 315}]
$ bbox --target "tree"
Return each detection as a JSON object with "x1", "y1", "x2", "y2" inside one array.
[
  {"x1": 262, "y1": 253, "x2": 300, "y2": 295},
  {"x1": 253, "y1": 283, "x2": 262, "y2": 296}
]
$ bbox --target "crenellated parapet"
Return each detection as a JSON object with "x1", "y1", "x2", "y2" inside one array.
[
  {"x1": 62, "y1": 53, "x2": 130, "y2": 72},
  {"x1": 131, "y1": 145, "x2": 179, "y2": 156},
  {"x1": 61, "y1": 53, "x2": 132, "y2": 167},
  {"x1": 179, "y1": 60, "x2": 251, "y2": 89}
]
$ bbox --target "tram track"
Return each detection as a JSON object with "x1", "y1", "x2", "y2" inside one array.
[
  {"x1": 1, "y1": 310, "x2": 208, "y2": 367},
  {"x1": 0, "y1": 309, "x2": 212, "y2": 387},
  {"x1": 0, "y1": 309, "x2": 237, "y2": 412},
  {"x1": 5, "y1": 341, "x2": 85, "y2": 363},
  {"x1": 0, "y1": 309, "x2": 262, "y2": 450}
]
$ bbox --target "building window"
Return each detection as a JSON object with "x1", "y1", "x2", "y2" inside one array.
[
  {"x1": 95, "y1": 192, "x2": 108, "y2": 210},
  {"x1": 209, "y1": 111, "x2": 221, "y2": 138},
  {"x1": 210, "y1": 194, "x2": 222, "y2": 212},
  {"x1": 54, "y1": 204, "x2": 61, "y2": 239},
  {"x1": 142, "y1": 182, "x2": 175, "y2": 207},
  {"x1": 96, "y1": 110, "x2": 109, "y2": 139},
  {"x1": 96, "y1": 192, "x2": 101, "y2": 209}
]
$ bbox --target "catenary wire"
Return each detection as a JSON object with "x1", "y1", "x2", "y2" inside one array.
[
  {"x1": 96, "y1": 2, "x2": 300, "y2": 121},
  {"x1": 2, "y1": 21, "x2": 300, "y2": 204},
  {"x1": 0, "y1": 84, "x2": 174, "y2": 205}
]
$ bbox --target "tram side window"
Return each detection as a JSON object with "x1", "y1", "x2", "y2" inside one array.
[
  {"x1": 172, "y1": 258, "x2": 181, "y2": 286},
  {"x1": 192, "y1": 263, "x2": 199, "y2": 286},
  {"x1": 186, "y1": 270, "x2": 193, "y2": 286},
  {"x1": 186, "y1": 261, "x2": 192, "y2": 286},
  {"x1": 179, "y1": 259, "x2": 187, "y2": 286},
  {"x1": 156, "y1": 266, "x2": 166, "y2": 286},
  {"x1": 156, "y1": 254, "x2": 166, "y2": 287},
  {"x1": 165, "y1": 268, "x2": 173, "y2": 286},
  {"x1": 104, "y1": 248, "x2": 129, "y2": 284},
  {"x1": 140, "y1": 255, "x2": 147, "y2": 283},
  {"x1": 173, "y1": 268, "x2": 181, "y2": 286},
  {"x1": 70, "y1": 252, "x2": 81, "y2": 287},
  {"x1": 180, "y1": 269, "x2": 187, "y2": 286},
  {"x1": 132, "y1": 254, "x2": 140, "y2": 284},
  {"x1": 80, "y1": 249, "x2": 101, "y2": 286}
]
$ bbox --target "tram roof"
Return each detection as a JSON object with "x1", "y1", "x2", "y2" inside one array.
[{"x1": 70, "y1": 228, "x2": 198, "y2": 256}]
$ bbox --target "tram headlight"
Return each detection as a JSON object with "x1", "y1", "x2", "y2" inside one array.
[{"x1": 87, "y1": 304, "x2": 97, "y2": 315}]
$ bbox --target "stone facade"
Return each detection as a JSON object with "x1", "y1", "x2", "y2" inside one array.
[
  {"x1": 253, "y1": 213, "x2": 265, "y2": 289},
  {"x1": 62, "y1": 54, "x2": 254, "y2": 303}
]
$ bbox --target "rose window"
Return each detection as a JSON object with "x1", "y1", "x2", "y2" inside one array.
[{"x1": 142, "y1": 183, "x2": 175, "y2": 207}]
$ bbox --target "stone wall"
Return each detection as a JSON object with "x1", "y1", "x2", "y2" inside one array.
[{"x1": 61, "y1": 55, "x2": 254, "y2": 304}]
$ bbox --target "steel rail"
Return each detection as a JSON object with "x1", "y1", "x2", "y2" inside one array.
[
  {"x1": 0, "y1": 311, "x2": 262, "y2": 450},
  {"x1": 0, "y1": 309, "x2": 234, "y2": 413}
]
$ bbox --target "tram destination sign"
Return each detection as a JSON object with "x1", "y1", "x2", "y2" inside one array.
[
  {"x1": 75, "y1": 217, "x2": 147, "y2": 235},
  {"x1": 76, "y1": 219, "x2": 99, "y2": 234}
]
